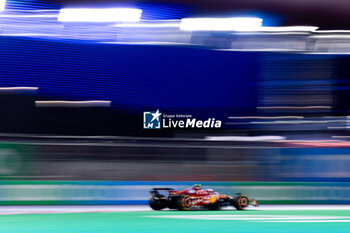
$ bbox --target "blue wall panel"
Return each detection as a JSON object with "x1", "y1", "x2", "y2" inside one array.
[{"x1": 0, "y1": 37, "x2": 258, "y2": 110}]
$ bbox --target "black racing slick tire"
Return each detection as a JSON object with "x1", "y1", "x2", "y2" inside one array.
[
  {"x1": 177, "y1": 195, "x2": 192, "y2": 211},
  {"x1": 232, "y1": 193, "x2": 249, "y2": 210},
  {"x1": 149, "y1": 197, "x2": 164, "y2": 210}
]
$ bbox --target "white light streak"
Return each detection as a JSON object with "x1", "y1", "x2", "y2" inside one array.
[
  {"x1": 205, "y1": 136, "x2": 286, "y2": 141},
  {"x1": 0, "y1": 0, "x2": 5, "y2": 11},
  {"x1": 0, "y1": 33, "x2": 56, "y2": 37},
  {"x1": 216, "y1": 49, "x2": 302, "y2": 52},
  {"x1": 114, "y1": 21, "x2": 180, "y2": 28},
  {"x1": 180, "y1": 17, "x2": 262, "y2": 31},
  {"x1": 0, "y1": 87, "x2": 38, "y2": 93},
  {"x1": 258, "y1": 26, "x2": 318, "y2": 32},
  {"x1": 228, "y1": 116, "x2": 304, "y2": 119},
  {"x1": 310, "y1": 35, "x2": 350, "y2": 39},
  {"x1": 231, "y1": 32, "x2": 310, "y2": 35},
  {"x1": 250, "y1": 120, "x2": 338, "y2": 124},
  {"x1": 0, "y1": 86, "x2": 38, "y2": 91},
  {"x1": 315, "y1": 30, "x2": 350, "y2": 34},
  {"x1": 0, "y1": 14, "x2": 57, "y2": 18},
  {"x1": 100, "y1": 42, "x2": 192, "y2": 46},
  {"x1": 35, "y1": 100, "x2": 111, "y2": 108},
  {"x1": 58, "y1": 8, "x2": 142, "y2": 23},
  {"x1": 227, "y1": 26, "x2": 318, "y2": 34},
  {"x1": 257, "y1": 106, "x2": 331, "y2": 110}
]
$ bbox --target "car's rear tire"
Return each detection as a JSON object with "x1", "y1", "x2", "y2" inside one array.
[
  {"x1": 149, "y1": 197, "x2": 165, "y2": 210},
  {"x1": 177, "y1": 195, "x2": 192, "y2": 211},
  {"x1": 232, "y1": 193, "x2": 249, "y2": 210}
]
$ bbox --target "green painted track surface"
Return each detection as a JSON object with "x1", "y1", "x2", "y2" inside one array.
[{"x1": 1, "y1": 210, "x2": 350, "y2": 233}]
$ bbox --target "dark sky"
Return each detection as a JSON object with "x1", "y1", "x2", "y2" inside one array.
[{"x1": 50, "y1": 0, "x2": 350, "y2": 29}]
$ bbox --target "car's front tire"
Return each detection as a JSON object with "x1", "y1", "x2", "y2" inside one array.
[{"x1": 232, "y1": 193, "x2": 249, "y2": 210}]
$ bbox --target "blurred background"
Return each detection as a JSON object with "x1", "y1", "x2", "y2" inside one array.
[{"x1": 0, "y1": 0, "x2": 350, "y2": 205}]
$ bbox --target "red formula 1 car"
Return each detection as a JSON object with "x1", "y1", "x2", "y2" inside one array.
[{"x1": 149, "y1": 184, "x2": 259, "y2": 211}]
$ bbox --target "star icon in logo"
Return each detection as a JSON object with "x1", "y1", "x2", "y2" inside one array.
[{"x1": 151, "y1": 109, "x2": 161, "y2": 122}]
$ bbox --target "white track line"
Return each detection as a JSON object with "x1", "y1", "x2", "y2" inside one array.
[
  {"x1": 0, "y1": 205, "x2": 152, "y2": 215},
  {"x1": 253, "y1": 205, "x2": 350, "y2": 210},
  {"x1": 0, "y1": 205, "x2": 349, "y2": 216},
  {"x1": 264, "y1": 220, "x2": 350, "y2": 222}
]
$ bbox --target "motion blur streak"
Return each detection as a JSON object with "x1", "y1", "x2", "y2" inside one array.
[
  {"x1": 311, "y1": 35, "x2": 350, "y2": 39},
  {"x1": 249, "y1": 120, "x2": 342, "y2": 125},
  {"x1": 35, "y1": 100, "x2": 111, "y2": 107},
  {"x1": 204, "y1": 136, "x2": 286, "y2": 141},
  {"x1": 257, "y1": 106, "x2": 332, "y2": 109},
  {"x1": 114, "y1": 21, "x2": 180, "y2": 28},
  {"x1": 0, "y1": 13, "x2": 57, "y2": 18},
  {"x1": 228, "y1": 116, "x2": 304, "y2": 119},
  {"x1": 3, "y1": 134, "x2": 350, "y2": 183},
  {"x1": 179, "y1": 17, "x2": 263, "y2": 31},
  {"x1": 256, "y1": 26, "x2": 318, "y2": 32},
  {"x1": 57, "y1": 8, "x2": 142, "y2": 22},
  {"x1": 0, "y1": 87, "x2": 38, "y2": 93},
  {"x1": 0, "y1": 10, "x2": 347, "y2": 53}
]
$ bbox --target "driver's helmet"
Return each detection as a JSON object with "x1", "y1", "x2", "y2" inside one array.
[
  {"x1": 206, "y1": 189, "x2": 214, "y2": 193},
  {"x1": 193, "y1": 184, "x2": 201, "y2": 190}
]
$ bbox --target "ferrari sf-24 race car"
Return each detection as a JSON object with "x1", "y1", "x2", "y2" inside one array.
[{"x1": 149, "y1": 184, "x2": 259, "y2": 211}]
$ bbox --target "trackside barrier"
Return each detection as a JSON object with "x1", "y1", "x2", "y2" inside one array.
[{"x1": 0, "y1": 181, "x2": 349, "y2": 204}]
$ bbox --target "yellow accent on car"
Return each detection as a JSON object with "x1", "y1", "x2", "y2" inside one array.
[{"x1": 210, "y1": 196, "x2": 217, "y2": 203}]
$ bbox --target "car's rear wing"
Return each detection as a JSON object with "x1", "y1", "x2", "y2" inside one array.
[
  {"x1": 152, "y1": 188, "x2": 174, "y2": 191},
  {"x1": 150, "y1": 188, "x2": 174, "y2": 198}
]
